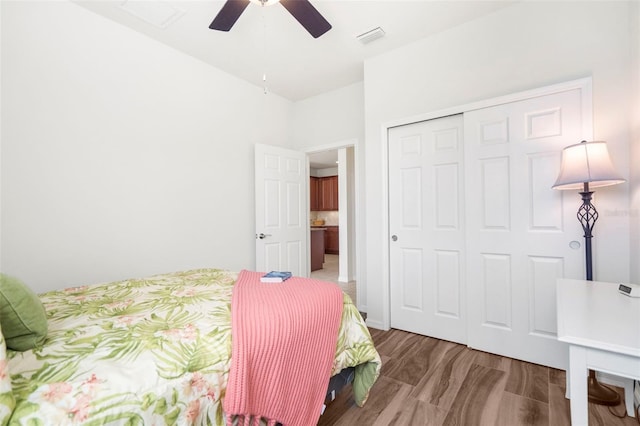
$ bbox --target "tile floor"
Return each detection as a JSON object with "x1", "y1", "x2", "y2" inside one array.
[{"x1": 310, "y1": 254, "x2": 357, "y2": 305}]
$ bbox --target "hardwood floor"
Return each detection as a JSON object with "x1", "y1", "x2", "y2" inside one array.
[{"x1": 320, "y1": 328, "x2": 639, "y2": 426}]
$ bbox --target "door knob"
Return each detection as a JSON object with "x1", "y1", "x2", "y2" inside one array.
[
  {"x1": 391, "y1": 235, "x2": 398, "y2": 242},
  {"x1": 257, "y1": 233, "x2": 272, "y2": 240}
]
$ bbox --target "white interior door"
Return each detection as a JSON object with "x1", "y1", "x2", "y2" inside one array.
[
  {"x1": 255, "y1": 143, "x2": 308, "y2": 276},
  {"x1": 464, "y1": 88, "x2": 585, "y2": 370},
  {"x1": 389, "y1": 114, "x2": 467, "y2": 344}
]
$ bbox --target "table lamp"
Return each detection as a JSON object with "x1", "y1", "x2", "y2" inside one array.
[{"x1": 552, "y1": 140, "x2": 626, "y2": 405}]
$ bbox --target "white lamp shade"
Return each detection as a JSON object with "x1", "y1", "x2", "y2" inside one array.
[{"x1": 552, "y1": 141, "x2": 625, "y2": 190}]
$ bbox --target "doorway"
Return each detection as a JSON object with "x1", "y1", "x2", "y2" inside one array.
[{"x1": 307, "y1": 143, "x2": 357, "y2": 305}]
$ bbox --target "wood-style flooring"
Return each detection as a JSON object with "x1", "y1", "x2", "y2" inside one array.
[{"x1": 319, "y1": 328, "x2": 639, "y2": 426}]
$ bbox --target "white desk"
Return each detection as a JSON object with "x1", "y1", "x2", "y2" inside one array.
[{"x1": 556, "y1": 278, "x2": 640, "y2": 425}]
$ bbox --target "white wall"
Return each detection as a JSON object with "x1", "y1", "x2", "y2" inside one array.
[
  {"x1": 1, "y1": 1, "x2": 292, "y2": 293},
  {"x1": 290, "y1": 81, "x2": 366, "y2": 305},
  {"x1": 339, "y1": 146, "x2": 356, "y2": 283},
  {"x1": 290, "y1": 82, "x2": 364, "y2": 149},
  {"x1": 363, "y1": 1, "x2": 635, "y2": 327},
  {"x1": 310, "y1": 167, "x2": 339, "y2": 178},
  {"x1": 0, "y1": 1, "x2": 3, "y2": 274},
  {"x1": 630, "y1": 0, "x2": 640, "y2": 284}
]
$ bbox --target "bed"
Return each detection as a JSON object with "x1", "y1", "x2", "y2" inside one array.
[{"x1": 0, "y1": 268, "x2": 381, "y2": 425}]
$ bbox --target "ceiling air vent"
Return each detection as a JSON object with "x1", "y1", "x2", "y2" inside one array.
[{"x1": 356, "y1": 27, "x2": 385, "y2": 45}]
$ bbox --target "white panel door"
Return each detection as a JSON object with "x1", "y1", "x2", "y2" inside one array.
[
  {"x1": 464, "y1": 89, "x2": 585, "y2": 370},
  {"x1": 389, "y1": 114, "x2": 466, "y2": 344},
  {"x1": 255, "y1": 143, "x2": 308, "y2": 276}
]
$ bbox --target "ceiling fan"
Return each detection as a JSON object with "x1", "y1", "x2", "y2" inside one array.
[{"x1": 209, "y1": 0, "x2": 332, "y2": 39}]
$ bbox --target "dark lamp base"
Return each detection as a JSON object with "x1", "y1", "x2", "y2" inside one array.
[{"x1": 587, "y1": 371, "x2": 621, "y2": 406}]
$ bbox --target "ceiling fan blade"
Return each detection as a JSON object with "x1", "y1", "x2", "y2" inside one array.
[
  {"x1": 280, "y1": 0, "x2": 332, "y2": 39},
  {"x1": 209, "y1": 0, "x2": 251, "y2": 31}
]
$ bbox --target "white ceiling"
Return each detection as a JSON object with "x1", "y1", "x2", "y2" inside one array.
[
  {"x1": 308, "y1": 150, "x2": 338, "y2": 169},
  {"x1": 75, "y1": 0, "x2": 516, "y2": 102}
]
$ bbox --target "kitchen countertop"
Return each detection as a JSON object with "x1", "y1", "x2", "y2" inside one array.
[{"x1": 310, "y1": 227, "x2": 327, "y2": 231}]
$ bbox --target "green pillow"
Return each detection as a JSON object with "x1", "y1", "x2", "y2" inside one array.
[{"x1": 0, "y1": 274, "x2": 48, "y2": 351}]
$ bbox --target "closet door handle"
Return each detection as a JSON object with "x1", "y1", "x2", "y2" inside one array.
[{"x1": 391, "y1": 235, "x2": 398, "y2": 242}]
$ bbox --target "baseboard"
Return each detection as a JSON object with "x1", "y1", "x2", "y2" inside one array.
[{"x1": 365, "y1": 318, "x2": 386, "y2": 330}]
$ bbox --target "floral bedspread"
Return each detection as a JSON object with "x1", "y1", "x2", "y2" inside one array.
[{"x1": 5, "y1": 269, "x2": 380, "y2": 425}]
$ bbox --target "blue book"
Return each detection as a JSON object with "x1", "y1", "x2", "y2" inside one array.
[{"x1": 260, "y1": 271, "x2": 292, "y2": 283}]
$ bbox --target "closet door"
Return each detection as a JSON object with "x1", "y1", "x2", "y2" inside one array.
[
  {"x1": 388, "y1": 114, "x2": 466, "y2": 344},
  {"x1": 464, "y1": 89, "x2": 584, "y2": 370}
]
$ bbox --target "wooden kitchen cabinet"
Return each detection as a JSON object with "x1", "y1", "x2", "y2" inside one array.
[
  {"x1": 320, "y1": 176, "x2": 338, "y2": 211},
  {"x1": 310, "y1": 175, "x2": 338, "y2": 211},
  {"x1": 324, "y1": 226, "x2": 339, "y2": 255},
  {"x1": 309, "y1": 177, "x2": 320, "y2": 211}
]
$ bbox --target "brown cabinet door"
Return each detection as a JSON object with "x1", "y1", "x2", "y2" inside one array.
[
  {"x1": 325, "y1": 226, "x2": 339, "y2": 254},
  {"x1": 310, "y1": 177, "x2": 319, "y2": 211},
  {"x1": 310, "y1": 229, "x2": 325, "y2": 271},
  {"x1": 328, "y1": 175, "x2": 338, "y2": 210},
  {"x1": 319, "y1": 176, "x2": 338, "y2": 211}
]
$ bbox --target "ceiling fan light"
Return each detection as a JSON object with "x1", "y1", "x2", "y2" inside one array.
[{"x1": 249, "y1": 0, "x2": 281, "y2": 6}]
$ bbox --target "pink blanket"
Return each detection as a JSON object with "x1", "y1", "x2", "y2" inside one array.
[{"x1": 223, "y1": 270, "x2": 343, "y2": 426}]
